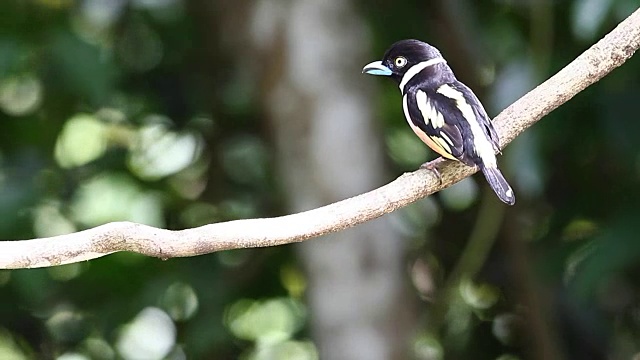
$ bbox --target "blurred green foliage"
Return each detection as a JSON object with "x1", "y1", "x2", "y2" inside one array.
[{"x1": 1, "y1": 0, "x2": 640, "y2": 359}]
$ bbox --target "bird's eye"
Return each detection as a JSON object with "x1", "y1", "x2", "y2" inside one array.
[{"x1": 394, "y1": 57, "x2": 407, "y2": 68}]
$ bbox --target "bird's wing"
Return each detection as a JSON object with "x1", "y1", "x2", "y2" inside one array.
[
  {"x1": 448, "y1": 81, "x2": 501, "y2": 153},
  {"x1": 403, "y1": 88, "x2": 465, "y2": 162}
]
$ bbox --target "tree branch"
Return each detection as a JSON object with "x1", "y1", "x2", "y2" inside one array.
[{"x1": 2, "y1": 9, "x2": 640, "y2": 269}]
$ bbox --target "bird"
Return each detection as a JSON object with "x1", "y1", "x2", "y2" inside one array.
[{"x1": 362, "y1": 39, "x2": 515, "y2": 205}]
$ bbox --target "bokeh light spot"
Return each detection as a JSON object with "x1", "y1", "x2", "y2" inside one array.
[
  {"x1": 83, "y1": 337, "x2": 115, "y2": 360},
  {"x1": 249, "y1": 340, "x2": 318, "y2": 360},
  {"x1": 33, "y1": 201, "x2": 77, "y2": 238},
  {"x1": 46, "y1": 309, "x2": 88, "y2": 344},
  {"x1": 160, "y1": 282, "x2": 199, "y2": 321},
  {"x1": 225, "y1": 298, "x2": 306, "y2": 344},
  {"x1": 70, "y1": 173, "x2": 164, "y2": 227},
  {"x1": 116, "y1": 307, "x2": 176, "y2": 360},
  {"x1": 55, "y1": 114, "x2": 108, "y2": 168},
  {"x1": 413, "y1": 334, "x2": 443, "y2": 360},
  {"x1": 459, "y1": 278, "x2": 499, "y2": 310},
  {"x1": 57, "y1": 353, "x2": 89, "y2": 360},
  {"x1": 0, "y1": 75, "x2": 43, "y2": 116},
  {"x1": 280, "y1": 265, "x2": 307, "y2": 299},
  {"x1": 0, "y1": 329, "x2": 28, "y2": 360},
  {"x1": 129, "y1": 120, "x2": 203, "y2": 180},
  {"x1": 562, "y1": 218, "x2": 598, "y2": 242},
  {"x1": 492, "y1": 313, "x2": 523, "y2": 346}
]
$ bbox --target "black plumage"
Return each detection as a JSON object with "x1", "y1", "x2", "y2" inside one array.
[{"x1": 363, "y1": 39, "x2": 515, "y2": 205}]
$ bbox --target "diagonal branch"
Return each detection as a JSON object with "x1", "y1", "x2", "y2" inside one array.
[{"x1": 2, "y1": 9, "x2": 640, "y2": 269}]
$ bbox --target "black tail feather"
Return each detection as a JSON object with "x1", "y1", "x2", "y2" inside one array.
[{"x1": 481, "y1": 166, "x2": 515, "y2": 205}]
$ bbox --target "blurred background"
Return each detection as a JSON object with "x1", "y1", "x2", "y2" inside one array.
[{"x1": 0, "y1": 0, "x2": 639, "y2": 359}]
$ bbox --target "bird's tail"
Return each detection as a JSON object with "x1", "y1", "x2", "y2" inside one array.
[{"x1": 481, "y1": 165, "x2": 515, "y2": 205}]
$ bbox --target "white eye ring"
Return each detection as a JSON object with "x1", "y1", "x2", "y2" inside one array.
[{"x1": 395, "y1": 57, "x2": 407, "y2": 68}]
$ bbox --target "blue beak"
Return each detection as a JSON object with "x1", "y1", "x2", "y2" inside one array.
[{"x1": 362, "y1": 61, "x2": 392, "y2": 76}]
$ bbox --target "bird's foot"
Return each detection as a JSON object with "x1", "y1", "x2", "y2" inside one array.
[{"x1": 419, "y1": 158, "x2": 445, "y2": 185}]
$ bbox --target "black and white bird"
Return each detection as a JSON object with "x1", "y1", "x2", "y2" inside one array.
[{"x1": 363, "y1": 39, "x2": 515, "y2": 205}]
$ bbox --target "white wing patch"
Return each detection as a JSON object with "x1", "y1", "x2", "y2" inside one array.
[
  {"x1": 439, "y1": 131, "x2": 454, "y2": 146},
  {"x1": 416, "y1": 90, "x2": 444, "y2": 129},
  {"x1": 415, "y1": 90, "x2": 430, "y2": 127},
  {"x1": 431, "y1": 104, "x2": 444, "y2": 129},
  {"x1": 436, "y1": 84, "x2": 497, "y2": 167}
]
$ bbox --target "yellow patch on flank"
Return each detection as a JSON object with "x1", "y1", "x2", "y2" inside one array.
[{"x1": 432, "y1": 136, "x2": 452, "y2": 154}]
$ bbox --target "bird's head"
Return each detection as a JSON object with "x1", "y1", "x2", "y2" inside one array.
[{"x1": 362, "y1": 39, "x2": 444, "y2": 83}]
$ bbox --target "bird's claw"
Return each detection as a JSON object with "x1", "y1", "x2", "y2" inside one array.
[{"x1": 420, "y1": 158, "x2": 445, "y2": 185}]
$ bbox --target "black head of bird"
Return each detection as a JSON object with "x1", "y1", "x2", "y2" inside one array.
[{"x1": 362, "y1": 39, "x2": 447, "y2": 84}]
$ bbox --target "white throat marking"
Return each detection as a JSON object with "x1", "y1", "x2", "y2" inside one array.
[{"x1": 399, "y1": 57, "x2": 446, "y2": 94}]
